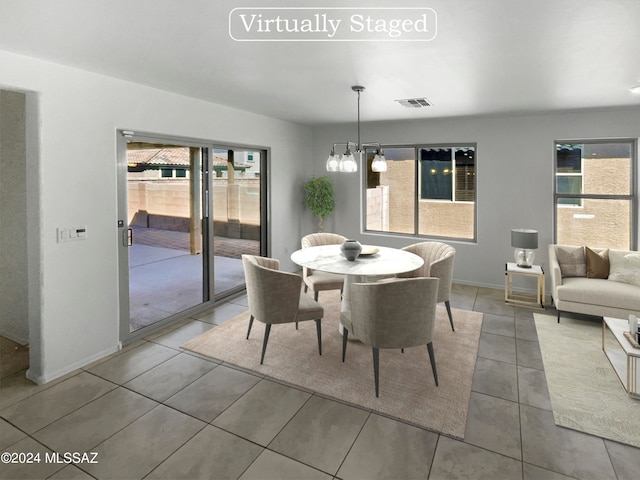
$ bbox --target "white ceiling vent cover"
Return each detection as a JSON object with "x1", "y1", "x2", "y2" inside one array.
[{"x1": 395, "y1": 97, "x2": 432, "y2": 108}]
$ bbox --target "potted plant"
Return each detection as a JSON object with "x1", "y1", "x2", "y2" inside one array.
[{"x1": 304, "y1": 175, "x2": 335, "y2": 232}]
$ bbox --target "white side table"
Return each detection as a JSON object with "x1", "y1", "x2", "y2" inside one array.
[{"x1": 504, "y1": 262, "x2": 545, "y2": 309}]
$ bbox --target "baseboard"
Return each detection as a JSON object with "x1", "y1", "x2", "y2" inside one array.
[
  {"x1": 26, "y1": 345, "x2": 120, "y2": 385},
  {"x1": 0, "y1": 328, "x2": 29, "y2": 346},
  {"x1": 452, "y1": 279, "x2": 503, "y2": 290}
]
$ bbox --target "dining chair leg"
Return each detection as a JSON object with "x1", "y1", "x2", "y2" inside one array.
[
  {"x1": 341, "y1": 327, "x2": 349, "y2": 362},
  {"x1": 315, "y1": 319, "x2": 322, "y2": 356},
  {"x1": 260, "y1": 324, "x2": 271, "y2": 365},
  {"x1": 373, "y1": 347, "x2": 380, "y2": 397},
  {"x1": 246, "y1": 315, "x2": 254, "y2": 339},
  {"x1": 445, "y1": 301, "x2": 455, "y2": 331},
  {"x1": 426, "y1": 342, "x2": 438, "y2": 386}
]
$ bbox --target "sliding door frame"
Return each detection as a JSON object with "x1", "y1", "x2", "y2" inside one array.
[{"x1": 116, "y1": 129, "x2": 269, "y2": 345}]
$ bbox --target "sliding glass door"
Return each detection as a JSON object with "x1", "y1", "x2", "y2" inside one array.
[
  {"x1": 124, "y1": 139, "x2": 208, "y2": 332},
  {"x1": 211, "y1": 148, "x2": 262, "y2": 295},
  {"x1": 117, "y1": 132, "x2": 267, "y2": 341}
]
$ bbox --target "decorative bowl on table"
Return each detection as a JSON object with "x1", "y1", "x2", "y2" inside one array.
[{"x1": 359, "y1": 246, "x2": 379, "y2": 256}]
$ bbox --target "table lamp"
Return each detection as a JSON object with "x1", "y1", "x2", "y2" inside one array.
[{"x1": 511, "y1": 229, "x2": 538, "y2": 268}]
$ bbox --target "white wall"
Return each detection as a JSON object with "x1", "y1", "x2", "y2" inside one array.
[
  {"x1": 0, "y1": 89, "x2": 29, "y2": 344},
  {"x1": 311, "y1": 108, "x2": 640, "y2": 289},
  {"x1": 0, "y1": 49, "x2": 312, "y2": 383},
  {"x1": 3, "y1": 43, "x2": 639, "y2": 383}
]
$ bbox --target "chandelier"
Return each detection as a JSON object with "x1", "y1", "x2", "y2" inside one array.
[{"x1": 326, "y1": 86, "x2": 387, "y2": 173}]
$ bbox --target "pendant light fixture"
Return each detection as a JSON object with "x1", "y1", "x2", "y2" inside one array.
[{"x1": 326, "y1": 86, "x2": 387, "y2": 173}]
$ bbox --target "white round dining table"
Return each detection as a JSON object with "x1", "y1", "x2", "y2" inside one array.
[{"x1": 290, "y1": 244, "x2": 424, "y2": 332}]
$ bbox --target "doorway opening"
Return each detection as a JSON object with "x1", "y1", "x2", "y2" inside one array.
[{"x1": 0, "y1": 89, "x2": 30, "y2": 379}]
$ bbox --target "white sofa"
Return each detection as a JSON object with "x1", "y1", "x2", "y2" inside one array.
[{"x1": 548, "y1": 244, "x2": 640, "y2": 322}]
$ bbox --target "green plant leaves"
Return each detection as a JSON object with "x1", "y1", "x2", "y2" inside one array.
[{"x1": 304, "y1": 176, "x2": 335, "y2": 220}]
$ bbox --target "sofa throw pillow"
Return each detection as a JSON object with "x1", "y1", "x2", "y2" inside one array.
[
  {"x1": 555, "y1": 246, "x2": 586, "y2": 277},
  {"x1": 585, "y1": 247, "x2": 609, "y2": 279},
  {"x1": 608, "y1": 251, "x2": 640, "y2": 287}
]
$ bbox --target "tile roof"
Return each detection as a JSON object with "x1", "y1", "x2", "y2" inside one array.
[
  {"x1": 127, "y1": 147, "x2": 190, "y2": 166},
  {"x1": 128, "y1": 148, "x2": 250, "y2": 169}
]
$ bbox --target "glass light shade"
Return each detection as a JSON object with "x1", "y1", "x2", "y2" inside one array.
[
  {"x1": 341, "y1": 153, "x2": 357, "y2": 172},
  {"x1": 371, "y1": 152, "x2": 387, "y2": 172},
  {"x1": 326, "y1": 153, "x2": 339, "y2": 171}
]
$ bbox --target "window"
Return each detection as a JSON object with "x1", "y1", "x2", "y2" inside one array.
[
  {"x1": 556, "y1": 145, "x2": 583, "y2": 206},
  {"x1": 365, "y1": 144, "x2": 476, "y2": 240},
  {"x1": 554, "y1": 140, "x2": 636, "y2": 249},
  {"x1": 419, "y1": 147, "x2": 475, "y2": 201}
]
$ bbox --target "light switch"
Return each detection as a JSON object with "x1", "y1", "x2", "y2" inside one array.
[{"x1": 57, "y1": 226, "x2": 88, "y2": 243}]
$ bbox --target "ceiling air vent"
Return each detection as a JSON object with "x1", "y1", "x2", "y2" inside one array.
[{"x1": 395, "y1": 97, "x2": 432, "y2": 108}]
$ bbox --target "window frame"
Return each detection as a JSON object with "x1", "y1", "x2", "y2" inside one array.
[
  {"x1": 362, "y1": 142, "x2": 477, "y2": 242},
  {"x1": 553, "y1": 138, "x2": 638, "y2": 249}
]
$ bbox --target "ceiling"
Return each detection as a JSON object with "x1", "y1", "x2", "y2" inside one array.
[{"x1": 1, "y1": 0, "x2": 639, "y2": 125}]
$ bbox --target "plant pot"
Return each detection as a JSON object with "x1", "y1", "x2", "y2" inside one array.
[{"x1": 341, "y1": 240, "x2": 362, "y2": 261}]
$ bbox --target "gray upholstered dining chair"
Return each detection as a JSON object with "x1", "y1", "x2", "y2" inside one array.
[
  {"x1": 242, "y1": 254, "x2": 324, "y2": 364},
  {"x1": 398, "y1": 241, "x2": 456, "y2": 331},
  {"x1": 300, "y1": 233, "x2": 347, "y2": 301},
  {"x1": 340, "y1": 277, "x2": 440, "y2": 397}
]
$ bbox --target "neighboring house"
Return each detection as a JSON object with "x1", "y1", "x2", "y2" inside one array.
[
  {"x1": 127, "y1": 147, "x2": 253, "y2": 179},
  {"x1": 127, "y1": 147, "x2": 260, "y2": 236}
]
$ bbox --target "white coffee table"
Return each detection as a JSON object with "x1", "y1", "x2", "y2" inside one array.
[{"x1": 602, "y1": 317, "x2": 640, "y2": 399}]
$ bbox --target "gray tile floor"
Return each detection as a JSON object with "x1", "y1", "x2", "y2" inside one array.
[{"x1": 1, "y1": 285, "x2": 638, "y2": 479}]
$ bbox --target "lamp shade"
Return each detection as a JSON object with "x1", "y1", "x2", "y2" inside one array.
[
  {"x1": 341, "y1": 153, "x2": 357, "y2": 172},
  {"x1": 326, "y1": 153, "x2": 339, "y2": 172},
  {"x1": 371, "y1": 152, "x2": 387, "y2": 172},
  {"x1": 511, "y1": 229, "x2": 538, "y2": 249}
]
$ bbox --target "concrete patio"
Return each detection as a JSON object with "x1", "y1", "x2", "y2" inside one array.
[{"x1": 129, "y1": 227, "x2": 259, "y2": 331}]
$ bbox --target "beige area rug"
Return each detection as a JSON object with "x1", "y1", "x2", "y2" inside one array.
[
  {"x1": 534, "y1": 314, "x2": 640, "y2": 448},
  {"x1": 182, "y1": 290, "x2": 483, "y2": 440}
]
